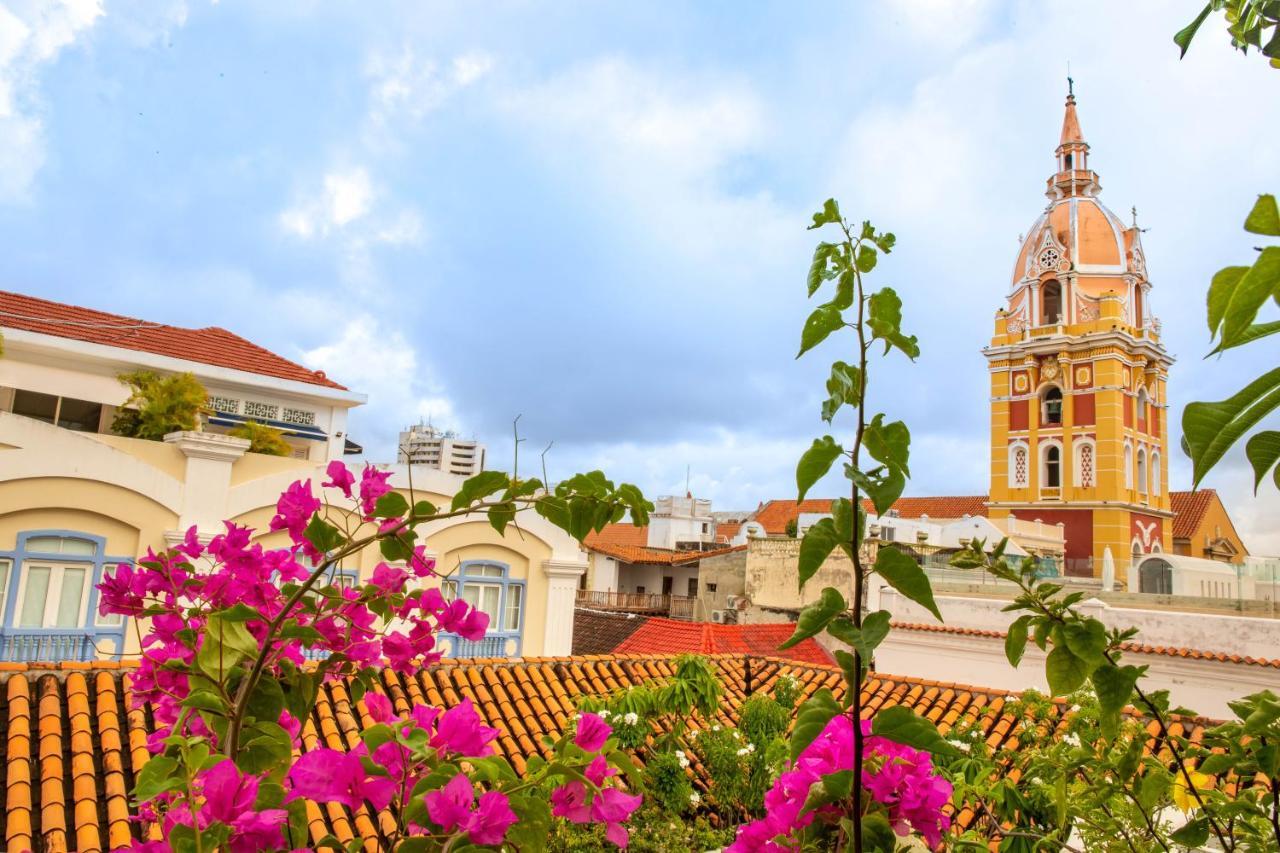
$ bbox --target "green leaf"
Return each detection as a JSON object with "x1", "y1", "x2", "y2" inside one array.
[
  {"x1": 797, "y1": 303, "x2": 844, "y2": 358},
  {"x1": 797, "y1": 518, "x2": 840, "y2": 589},
  {"x1": 1136, "y1": 768, "x2": 1171, "y2": 810},
  {"x1": 1174, "y1": 3, "x2": 1215, "y2": 57},
  {"x1": 196, "y1": 614, "x2": 260, "y2": 678},
  {"x1": 373, "y1": 490, "x2": 408, "y2": 519},
  {"x1": 1062, "y1": 619, "x2": 1108, "y2": 667},
  {"x1": 796, "y1": 436, "x2": 843, "y2": 501},
  {"x1": 303, "y1": 514, "x2": 343, "y2": 555},
  {"x1": 860, "y1": 813, "x2": 898, "y2": 853},
  {"x1": 864, "y1": 414, "x2": 911, "y2": 477},
  {"x1": 450, "y1": 470, "x2": 510, "y2": 511},
  {"x1": 790, "y1": 688, "x2": 841, "y2": 761},
  {"x1": 1005, "y1": 615, "x2": 1031, "y2": 667},
  {"x1": 855, "y1": 244, "x2": 878, "y2": 273},
  {"x1": 245, "y1": 677, "x2": 285, "y2": 725},
  {"x1": 830, "y1": 496, "x2": 861, "y2": 555},
  {"x1": 236, "y1": 720, "x2": 293, "y2": 775},
  {"x1": 1246, "y1": 430, "x2": 1280, "y2": 492},
  {"x1": 870, "y1": 705, "x2": 960, "y2": 756},
  {"x1": 1170, "y1": 816, "x2": 1210, "y2": 848},
  {"x1": 873, "y1": 546, "x2": 941, "y2": 620},
  {"x1": 808, "y1": 198, "x2": 842, "y2": 230},
  {"x1": 1091, "y1": 663, "x2": 1143, "y2": 740},
  {"x1": 827, "y1": 609, "x2": 891, "y2": 661},
  {"x1": 807, "y1": 242, "x2": 836, "y2": 295},
  {"x1": 1045, "y1": 645, "x2": 1091, "y2": 696},
  {"x1": 1220, "y1": 247, "x2": 1280, "y2": 347},
  {"x1": 867, "y1": 287, "x2": 921, "y2": 359},
  {"x1": 1210, "y1": 319, "x2": 1280, "y2": 354},
  {"x1": 849, "y1": 465, "x2": 906, "y2": 517},
  {"x1": 1183, "y1": 366, "x2": 1280, "y2": 488},
  {"x1": 779, "y1": 587, "x2": 846, "y2": 650},
  {"x1": 1207, "y1": 265, "x2": 1249, "y2": 336},
  {"x1": 1244, "y1": 193, "x2": 1280, "y2": 236},
  {"x1": 134, "y1": 755, "x2": 181, "y2": 802},
  {"x1": 821, "y1": 361, "x2": 862, "y2": 423}
]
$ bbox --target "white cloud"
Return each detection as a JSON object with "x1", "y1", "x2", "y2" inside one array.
[
  {"x1": 878, "y1": 0, "x2": 996, "y2": 47},
  {"x1": 301, "y1": 314, "x2": 460, "y2": 459},
  {"x1": 0, "y1": 0, "x2": 104, "y2": 201},
  {"x1": 363, "y1": 46, "x2": 493, "y2": 131},
  {"x1": 279, "y1": 166, "x2": 423, "y2": 255}
]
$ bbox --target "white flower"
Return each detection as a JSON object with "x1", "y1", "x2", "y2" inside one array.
[
  {"x1": 1005, "y1": 695, "x2": 1020, "y2": 702},
  {"x1": 689, "y1": 792, "x2": 701, "y2": 805},
  {"x1": 736, "y1": 744, "x2": 756, "y2": 756},
  {"x1": 598, "y1": 710, "x2": 610, "y2": 720},
  {"x1": 688, "y1": 729, "x2": 699, "y2": 740},
  {"x1": 1069, "y1": 704, "x2": 1082, "y2": 713},
  {"x1": 675, "y1": 750, "x2": 691, "y2": 769},
  {"x1": 623, "y1": 712, "x2": 639, "y2": 725},
  {"x1": 1063, "y1": 733, "x2": 1081, "y2": 748},
  {"x1": 947, "y1": 739, "x2": 972, "y2": 754},
  {"x1": 732, "y1": 730, "x2": 741, "y2": 739},
  {"x1": 712, "y1": 724, "x2": 721, "y2": 732}
]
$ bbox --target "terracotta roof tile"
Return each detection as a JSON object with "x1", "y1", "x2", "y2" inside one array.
[
  {"x1": 583, "y1": 541, "x2": 746, "y2": 565},
  {"x1": 572, "y1": 609, "x2": 651, "y2": 655},
  {"x1": 0, "y1": 654, "x2": 1219, "y2": 848},
  {"x1": 890, "y1": 621, "x2": 1280, "y2": 668},
  {"x1": 0, "y1": 289, "x2": 347, "y2": 390},
  {"x1": 614, "y1": 618, "x2": 833, "y2": 666},
  {"x1": 753, "y1": 496, "x2": 991, "y2": 535},
  {"x1": 1170, "y1": 489, "x2": 1217, "y2": 540}
]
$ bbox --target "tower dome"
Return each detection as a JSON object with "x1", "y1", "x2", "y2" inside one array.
[{"x1": 1004, "y1": 89, "x2": 1151, "y2": 329}]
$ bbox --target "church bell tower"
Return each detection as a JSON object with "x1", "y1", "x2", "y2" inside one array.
[{"x1": 985, "y1": 88, "x2": 1173, "y2": 577}]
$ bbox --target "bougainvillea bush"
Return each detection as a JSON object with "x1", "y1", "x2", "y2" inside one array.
[{"x1": 99, "y1": 460, "x2": 652, "y2": 852}]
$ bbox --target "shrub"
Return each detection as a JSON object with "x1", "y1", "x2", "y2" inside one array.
[
  {"x1": 229, "y1": 419, "x2": 292, "y2": 456},
  {"x1": 111, "y1": 369, "x2": 207, "y2": 440}
]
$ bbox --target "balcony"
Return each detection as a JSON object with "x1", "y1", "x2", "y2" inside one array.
[
  {"x1": 438, "y1": 632, "x2": 523, "y2": 658},
  {"x1": 575, "y1": 590, "x2": 696, "y2": 620},
  {"x1": 0, "y1": 629, "x2": 124, "y2": 663}
]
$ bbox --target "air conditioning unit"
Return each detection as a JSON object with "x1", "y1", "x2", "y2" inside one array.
[
  {"x1": 710, "y1": 610, "x2": 727, "y2": 624},
  {"x1": 726, "y1": 595, "x2": 741, "y2": 610}
]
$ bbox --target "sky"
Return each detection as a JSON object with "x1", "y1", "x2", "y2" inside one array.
[{"x1": 3, "y1": 0, "x2": 1280, "y2": 550}]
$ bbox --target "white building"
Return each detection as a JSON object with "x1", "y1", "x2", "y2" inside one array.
[{"x1": 397, "y1": 422, "x2": 485, "y2": 476}]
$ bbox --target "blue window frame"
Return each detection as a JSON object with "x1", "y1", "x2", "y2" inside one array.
[
  {"x1": 0, "y1": 531, "x2": 129, "y2": 662},
  {"x1": 439, "y1": 560, "x2": 525, "y2": 658}
]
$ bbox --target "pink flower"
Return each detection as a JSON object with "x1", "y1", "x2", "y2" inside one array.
[
  {"x1": 585, "y1": 754, "x2": 616, "y2": 786},
  {"x1": 369, "y1": 563, "x2": 409, "y2": 595},
  {"x1": 550, "y1": 781, "x2": 592, "y2": 823},
  {"x1": 591, "y1": 787, "x2": 642, "y2": 849},
  {"x1": 358, "y1": 466, "x2": 393, "y2": 517},
  {"x1": 323, "y1": 460, "x2": 355, "y2": 498},
  {"x1": 97, "y1": 564, "x2": 146, "y2": 616},
  {"x1": 198, "y1": 760, "x2": 287, "y2": 853},
  {"x1": 575, "y1": 712, "x2": 612, "y2": 752},
  {"x1": 177, "y1": 526, "x2": 204, "y2": 560},
  {"x1": 363, "y1": 692, "x2": 394, "y2": 723},
  {"x1": 410, "y1": 546, "x2": 438, "y2": 578},
  {"x1": 269, "y1": 480, "x2": 321, "y2": 544},
  {"x1": 287, "y1": 748, "x2": 396, "y2": 811},
  {"x1": 424, "y1": 774, "x2": 517, "y2": 847},
  {"x1": 437, "y1": 599, "x2": 489, "y2": 641},
  {"x1": 432, "y1": 698, "x2": 500, "y2": 757}
]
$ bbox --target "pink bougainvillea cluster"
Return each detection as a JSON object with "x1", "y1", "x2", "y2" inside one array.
[
  {"x1": 727, "y1": 715, "x2": 952, "y2": 851},
  {"x1": 97, "y1": 461, "x2": 642, "y2": 851}
]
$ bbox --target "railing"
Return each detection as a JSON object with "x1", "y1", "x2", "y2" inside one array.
[
  {"x1": 575, "y1": 590, "x2": 697, "y2": 620},
  {"x1": 439, "y1": 632, "x2": 523, "y2": 658},
  {"x1": 0, "y1": 630, "x2": 124, "y2": 663}
]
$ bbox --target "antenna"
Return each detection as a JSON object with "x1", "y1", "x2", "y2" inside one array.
[
  {"x1": 685, "y1": 464, "x2": 691, "y2": 496},
  {"x1": 1067, "y1": 62, "x2": 1074, "y2": 98}
]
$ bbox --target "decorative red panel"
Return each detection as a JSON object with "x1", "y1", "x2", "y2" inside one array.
[
  {"x1": 1009, "y1": 399, "x2": 1029, "y2": 431},
  {"x1": 1073, "y1": 393, "x2": 1095, "y2": 426}
]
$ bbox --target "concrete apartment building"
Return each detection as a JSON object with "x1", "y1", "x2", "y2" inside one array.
[{"x1": 397, "y1": 421, "x2": 485, "y2": 476}]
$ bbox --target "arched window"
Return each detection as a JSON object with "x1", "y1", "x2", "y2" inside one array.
[
  {"x1": 1075, "y1": 439, "x2": 1095, "y2": 488},
  {"x1": 1137, "y1": 388, "x2": 1148, "y2": 431},
  {"x1": 1150, "y1": 451, "x2": 1161, "y2": 496},
  {"x1": 1041, "y1": 386, "x2": 1063, "y2": 426},
  {"x1": 1043, "y1": 443, "x2": 1062, "y2": 488},
  {"x1": 1124, "y1": 441, "x2": 1134, "y2": 489},
  {"x1": 1009, "y1": 442, "x2": 1029, "y2": 488},
  {"x1": 439, "y1": 560, "x2": 526, "y2": 657},
  {"x1": 1042, "y1": 280, "x2": 1063, "y2": 324},
  {"x1": 1136, "y1": 447, "x2": 1148, "y2": 494}
]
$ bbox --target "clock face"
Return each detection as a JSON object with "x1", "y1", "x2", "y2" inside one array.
[{"x1": 1042, "y1": 361, "x2": 1059, "y2": 380}]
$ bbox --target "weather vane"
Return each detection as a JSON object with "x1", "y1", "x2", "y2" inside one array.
[{"x1": 1067, "y1": 61, "x2": 1074, "y2": 97}]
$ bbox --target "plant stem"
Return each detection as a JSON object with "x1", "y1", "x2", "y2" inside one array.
[{"x1": 845, "y1": 223, "x2": 871, "y2": 853}]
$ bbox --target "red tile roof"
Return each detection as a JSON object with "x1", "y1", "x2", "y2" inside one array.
[
  {"x1": 891, "y1": 622, "x2": 1280, "y2": 669},
  {"x1": 584, "y1": 523, "x2": 650, "y2": 549},
  {"x1": 0, "y1": 655, "x2": 1218, "y2": 848},
  {"x1": 0, "y1": 289, "x2": 347, "y2": 390},
  {"x1": 753, "y1": 496, "x2": 991, "y2": 535},
  {"x1": 614, "y1": 618, "x2": 833, "y2": 666},
  {"x1": 713, "y1": 521, "x2": 742, "y2": 542},
  {"x1": 1170, "y1": 489, "x2": 1217, "y2": 540}
]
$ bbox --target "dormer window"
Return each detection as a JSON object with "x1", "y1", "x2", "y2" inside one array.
[
  {"x1": 1042, "y1": 280, "x2": 1063, "y2": 324},
  {"x1": 1042, "y1": 387, "x2": 1063, "y2": 426}
]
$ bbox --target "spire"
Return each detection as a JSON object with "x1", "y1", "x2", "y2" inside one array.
[
  {"x1": 1060, "y1": 88, "x2": 1084, "y2": 146},
  {"x1": 1048, "y1": 82, "x2": 1097, "y2": 198}
]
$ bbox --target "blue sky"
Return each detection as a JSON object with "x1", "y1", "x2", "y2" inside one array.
[{"x1": 4, "y1": 0, "x2": 1280, "y2": 549}]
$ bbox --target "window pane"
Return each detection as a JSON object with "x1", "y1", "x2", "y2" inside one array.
[
  {"x1": 56, "y1": 397, "x2": 103, "y2": 432},
  {"x1": 0, "y1": 560, "x2": 10, "y2": 611},
  {"x1": 461, "y1": 585, "x2": 479, "y2": 607},
  {"x1": 504, "y1": 585, "x2": 523, "y2": 632},
  {"x1": 441, "y1": 581, "x2": 457, "y2": 600},
  {"x1": 19, "y1": 566, "x2": 51, "y2": 627},
  {"x1": 25, "y1": 536, "x2": 96, "y2": 556},
  {"x1": 480, "y1": 585, "x2": 500, "y2": 618},
  {"x1": 473, "y1": 564, "x2": 504, "y2": 578},
  {"x1": 12, "y1": 389, "x2": 58, "y2": 424},
  {"x1": 56, "y1": 567, "x2": 86, "y2": 627}
]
